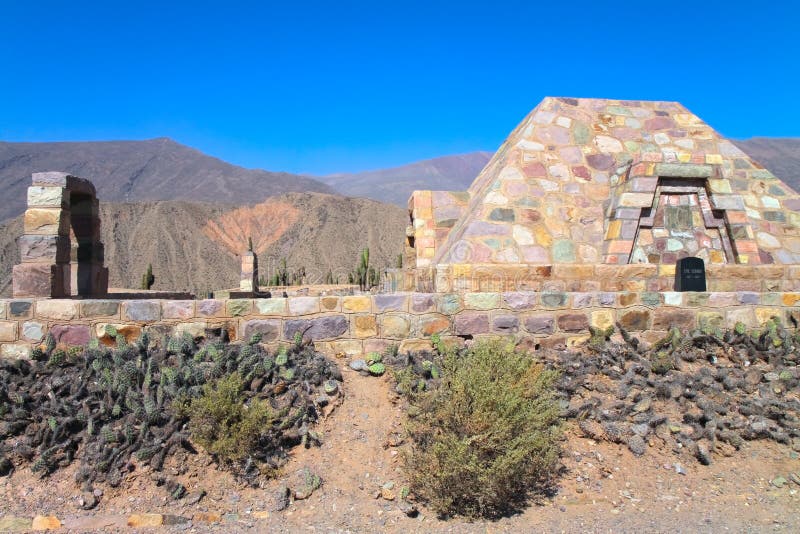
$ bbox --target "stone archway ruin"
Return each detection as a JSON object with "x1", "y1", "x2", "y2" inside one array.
[{"x1": 13, "y1": 172, "x2": 108, "y2": 298}]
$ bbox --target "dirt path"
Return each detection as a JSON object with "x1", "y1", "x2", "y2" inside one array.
[{"x1": 1, "y1": 359, "x2": 799, "y2": 532}]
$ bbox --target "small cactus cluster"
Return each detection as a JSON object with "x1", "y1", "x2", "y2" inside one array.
[
  {"x1": 350, "y1": 248, "x2": 381, "y2": 291},
  {"x1": 0, "y1": 329, "x2": 343, "y2": 491},
  {"x1": 267, "y1": 258, "x2": 307, "y2": 286}
]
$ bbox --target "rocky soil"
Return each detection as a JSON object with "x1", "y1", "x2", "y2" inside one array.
[{"x1": 1, "y1": 332, "x2": 799, "y2": 532}]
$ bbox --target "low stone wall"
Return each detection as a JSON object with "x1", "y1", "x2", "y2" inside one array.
[{"x1": 0, "y1": 292, "x2": 798, "y2": 358}]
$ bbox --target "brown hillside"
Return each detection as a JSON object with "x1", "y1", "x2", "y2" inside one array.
[
  {"x1": 203, "y1": 200, "x2": 301, "y2": 255},
  {"x1": 0, "y1": 194, "x2": 406, "y2": 296}
]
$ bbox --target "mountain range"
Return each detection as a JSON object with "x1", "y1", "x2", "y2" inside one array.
[{"x1": 0, "y1": 136, "x2": 798, "y2": 295}]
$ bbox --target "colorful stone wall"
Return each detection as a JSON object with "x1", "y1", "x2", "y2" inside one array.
[
  {"x1": 1, "y1": 293, "x2": 798, "y2": 359},
  {"x1": 403, "y1": 97, "x2": 800, "y2": 291}
]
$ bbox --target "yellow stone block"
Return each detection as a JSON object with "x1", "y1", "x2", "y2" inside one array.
[
  {"x1": 353, "y1": 315, "x2": 377, "y2": 338},
  {"x1": 677, "y1": 152, "x2": 692, "y2": 163},
  {"x1": 705, "y1": 154, "x2": 723, "y2": 165},
  {"x1": 253, "y1": 511, "x2": 270, "y2": 519},
  {"x1": 782, "y1": 293, "x2": 800, "y2": 306},
  {"x1": 342, "y1": 296, "x2": 372, "y2": 313},
  {"x1": 738, "y1": 254, "x2": 749, "y2": 264},
  {"x1": 709, "y1": 249, "x2": 725, "y2": 264},
  {"x1": 605, "y1": 220, "x2": 621, "y2": 240},
  {"x1": 534, "y1": 225, "x2": 553, "y2": 247},
  {"x1": 645, "y1": 163, "x2": 656, "y2": 176},
  {"x1": 422, "y1": 247, "x2": 435, "y2": 258},
  {"x1": 23, "y1": 208, "x2": 68, "y2": 235},
  {"x1": 32, "y1": 515, "x2": 61, "y2": 530},
  {"x1": 193, "y1": 513, "x2": 222, "y2": 523},
  {"x1": 708, "y1": 179, "x2": 732, "y2": 194},
  {"x1": 659, "y1": 264, "x2": 676, "y2": 277},
  {"x1": 591, "y1": 310, "x2": 614, "y2": 330},
  {"x1": 754, "y1": 307, "x2": 779, "y2": 326}
]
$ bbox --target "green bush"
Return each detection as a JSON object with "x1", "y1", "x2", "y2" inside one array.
[
  {"x1": 405, "y1": 339, "x2": 561, "y2": 518},
  {"x1": 187, "y1": 373, "x2": 274, "y2": 463}
]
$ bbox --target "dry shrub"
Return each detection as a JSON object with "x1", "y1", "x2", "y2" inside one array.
[
  {"x1": 187, "y1": 372, "x2": 274, "y2": 462},
  {"x1": 405, "y1": 339, "x2": 561, "y2": 518}
]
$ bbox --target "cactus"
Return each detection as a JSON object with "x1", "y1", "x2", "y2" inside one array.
[
  {"x1": 368, "y1": 362, "x2": 385, "y2": 376},
  {"x1": 141, "y1": 263, "x2": 155, "y2": 290}
]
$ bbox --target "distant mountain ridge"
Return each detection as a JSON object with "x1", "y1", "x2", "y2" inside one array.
[
  {"x1": 733, "y1": 138, "x2": 800, "y2": 192},
  {"x1": 319, "y1": 151, "x2": 493, "y2": 206},
  {"x1": 0, "y1": 138, "x2": 334, "y2": 222}
]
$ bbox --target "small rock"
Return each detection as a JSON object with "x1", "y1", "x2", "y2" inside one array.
[
  {"x1": 764, "y1": 372, "x2": 780, "y2": 382},
  {"x1": 771, "y1": 476, "x2": 788, "y2": 488},
  {"x1": 633, "y1": 397, "x2": 652, "y2": 413},
  {"x1": 631, "y1": 423, "x2": 650, "y2": 437},
  {"x1": 627, "y1": 435, "x2": 646, "y2": 456},
  {"x1": 292, "y1": 468, "x2": 322, "y2": 500},
  {"x1": 185, "y1": 489, "x2": 206, "y2": 505},
  {"x1": 349, "y1": 359, "x2": 368, "y2": 371},
  {"x1": 696, "y1": 439, "x2": 713, "y2": 465},
  {"x1": 675, "y1": 463, "x2": 686, "y2": 475},
  {"x1": 381, "y1": 481, "x2": 396, "y2": 501},
  {"x1": 323, "y1": 380, "x2": 339, "y2": 395},
  {"x1": 268, "y1": 485, "x2": 291, "y2": 512},
  {"x1": 79, "y1": 491, "x2": 99, "y2": 510}
]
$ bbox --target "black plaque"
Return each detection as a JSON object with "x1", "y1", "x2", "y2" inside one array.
[{"x1": 675, "y1": 257, "x2": 706, "y2": 292}]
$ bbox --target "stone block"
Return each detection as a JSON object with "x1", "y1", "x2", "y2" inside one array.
[
  {"x1": 417, "y1": 314, "x2": 451, "y2": 336},
  {"x1": 320, "y1": 296, "x2": 340, "y2": 312},
  {"x1": 330, "y1": 339, "x2": 363, "y2": 355},
  {"x1": 523, "y1": 314, "x2": 555, "y2": 334},
  {"x1": 8, "y1": 300, "x2": 33, "y2": 318},
  {"x1": 652, "y1": 309, "x2": 696, "y2": 330},
  {"x1": 36, "y1": 299, "x2": 79, "y2": 320},
  {"x1": 23, "y1": 207, "x2": 70, "y2": 235},
  {"x1": 27, "y1": 185, "x2": 67, "y2": 207},
  {"x1": 241, "y1": 319, "x2": 281, "y2": 342},
  {"x1": 21, "y1": 321, "x2": 43, "y2": 342},
  {"x1": 288, "y1": 297, "x2": 319, "y2": 315},
  {"x1": 81, "y1": 300, "x2": 120, "y2": 318},
  {"x1": 464, "y1": 292, "x2": 501, "y2": 310},
  {"x1": 754, "y1": 307, "x2": 779, "y2": 326},
  {"x1": 256, "y1": 298, "x2": 288, "y2": 315},
  {"x1": 591, "y1": 310, "x2": 614, "y2": 329},
  {"x1": 197, "y1": 299, "x2": 225, "y2": 317},
  {"x1": 710, "y1": 194, "x2": 744, "y2": 211},
  {"x1": 50, "y1": 324, "x2": 91, "y2": 346},
  {"x1": 454, "y1": 313, "x2": 490, "y2": 335},
  {"x1": 353, "y1": 315, "x2": 378, "y2": 338},
  {"x1": 557, "y1": 313, "x2": 589, "y2": 333},
  {"x1": 698, "y1": 312, "x2": 724, "y2": 332},
  {"x1": 654, "y1": 163, "x2": 713, "y2": 178},
  {"x1": 1, "y1": 343, "x2": 30, "y2": 359},
  {"x1": 342, "y1": 296, "x2": 372, "y2": 313},
  {"x1": 411, "y1": 293, "x2": 435, "y2": 313},
  {"x1": 0, "y1": 321, "x2": 17, "y2": 342},
  {"x1": 726, "y1": 308, "x2": 756, "y2": 329},
  {"x1": 95, "y1": 323, "x2": 142, "y2": 345},
  {"x1": 127, "y1": 514, "x2": 164, "y2": 528},
  {"x1": 374, "y1": 294, "x2": 407, "y2": 312},
  {"x1": 381, "y1": 314, "x2": 411, "y2": 338},
  {"x1": 175, "y1": 321, "x2": 208, "y2": 339},
  {"x1": 503, "y1": 291, "x2": 537, "y2": 310},
  {"x1": 122, "y1": 300, "x2": 161, "y2": 322},
  {"x1": 162, "y1": 300, "x2": 195, "y2": 319},
  {"x1": 284, "y1": 316, "x2": 348, "y2": 341},
  {"x1": 18, "y1": 235, "x2": 70, "y2": 263},
  {"x1": 226, "y1": 299, "x2": 253, "y2": 317},
  {"x1": 492, "y1": 314, "x2": 519, "y2": 333},
  {"x1": 436, "y1": 293, "x2": 463, "y2": 314},
  {"x1": 12, "y1": 263, "x2": 66, "y2": 298},
  {"x1": 617, "y1": 309, "x2": 650, "y2": 331},
  {"x1": 541, "y1": 292, "x2": 568, "y2": 308}
]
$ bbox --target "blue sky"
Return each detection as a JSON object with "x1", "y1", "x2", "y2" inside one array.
[{"x1": 1, "y1": 1, "x2": 798, "y2": 175}]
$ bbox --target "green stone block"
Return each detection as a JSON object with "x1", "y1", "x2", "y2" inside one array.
[
  {"x1": 641, "y1": 292, "x2": 661, "y2": 306},
  {"x1": 436, "y1": 293, "x2": 462, "y2": 315},
  {"x1": 685, "y1": 293, "x2": 709, "y2": 307},
  {"x1": 541, "y1": 292, "x2": 568, "y2": 307},
  {"x1": 553, "y1": 240, "x2": 576, "y2": 263},
  {"x1": 464, "y1": 292, "x2": 501, "y2": 310},
  {"x1": 573, "y1": 122, "x2": 590, "y2": 144},
  {"x1": 227, "y1": 299, "x2": 253, "y2": 316}
]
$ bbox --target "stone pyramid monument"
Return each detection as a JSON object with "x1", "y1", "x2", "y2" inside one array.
[{"x1": 400, "y1": 97, "x2": 800, "y2": 292}]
